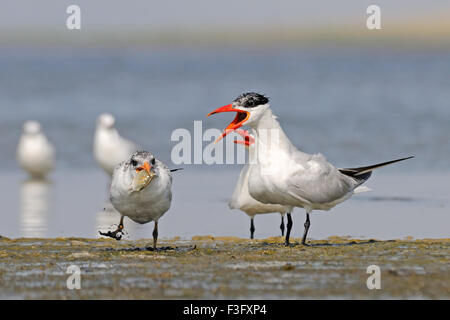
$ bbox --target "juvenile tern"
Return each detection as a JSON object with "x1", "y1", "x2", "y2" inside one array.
[
  {"x1": 93, "y1": 113, "x2": 139, "y2": 176},
  {"x1": 101, "y1": 151, "x2": 173, "y2": 249},
  {"x1": 230, "y1": 129, "x2": 293, "y2": 240},
  {"x1": 208, "y1": 92, "x2": 413, "y2": 245},
  {"x1": 16, "y1": 121, "x2": 55, "y2": 179}
]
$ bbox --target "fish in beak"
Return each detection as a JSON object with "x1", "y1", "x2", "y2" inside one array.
[
  {"x1": 133, "y1": 161, "x2": 154, "y2": 191},
  {"x1": 207, "y1": 104, "x2": 250, "y2": 143}
]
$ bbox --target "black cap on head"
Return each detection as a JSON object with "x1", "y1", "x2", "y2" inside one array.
[{"x1": 233, "y1": 92, "x2": 269, "y2": 108}]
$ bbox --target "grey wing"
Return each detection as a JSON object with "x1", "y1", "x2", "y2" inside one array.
[{"x1": 286, "y1": 153, "x2": 358, "y2": 204}]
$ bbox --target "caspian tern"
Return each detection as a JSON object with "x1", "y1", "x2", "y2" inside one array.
[
  {"x1": 17, "y1": 121, "x2": 55, "y2": 179},
  {"x1": 208, "y1": 92, "x2": 413, "y2": 245},
  {"x1": 100, "y1": 151, "x2": 172, "y2": 249},
  {"x1": 94, "y1": 113, "x2": 139, "y2": 176},
  {"x1": 230, "y1": 129, "x2": 293, "y2": 240}
]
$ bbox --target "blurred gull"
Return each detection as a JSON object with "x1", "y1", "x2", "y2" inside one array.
[
  {"x1": 16, "y1": 121, "x2": 55, "y2": 179},
  {"x1": 93, "y1": 113, "x2": 139, "y2": 176}
]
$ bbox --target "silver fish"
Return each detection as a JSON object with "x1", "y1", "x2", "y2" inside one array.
[{"x1": 132, "y1": 170, "x2": 155, "y2": 192}]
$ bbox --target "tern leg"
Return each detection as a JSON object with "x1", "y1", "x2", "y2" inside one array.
[
  {"x1": 280, "y1": 215, "x2": 285, "y2": 237},
  {"x1": 301, "y1": 212, "x2": 311, "y2": 245},
  {"x1": 99, "y1": 215, "x2": 124, "y2": 240},
  {"x1": 285, "y1": 213, "x2": 293, "y2": 246},
  {"x1": 118, "y1": 215, "x2": 124, "y2": 230},
  {"x1": 152, "y1": 221, "x2": 158, "y2": 250},
  {"x1": 250, "y1": 217, "x2": 255, "y2": 239}
]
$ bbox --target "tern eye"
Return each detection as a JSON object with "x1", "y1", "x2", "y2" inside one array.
[
  {"x1": 151, "y1": 158, "x2": 156, "y2": 166},
  {"x1": 131, "y1": 159, "x2": 138, "y2": 167}
]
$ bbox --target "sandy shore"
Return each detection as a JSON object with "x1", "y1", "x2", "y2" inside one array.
[{"x1": 0, "y1": 236, "x2": 448, "y2": 299}]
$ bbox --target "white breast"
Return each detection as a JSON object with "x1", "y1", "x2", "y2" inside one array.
[
  {"x1": 229, "y1": 145, "x2": 290, "y2": 216},
  {"x1": 17, "y1": 133, "x2": 55, "y2": 178}
]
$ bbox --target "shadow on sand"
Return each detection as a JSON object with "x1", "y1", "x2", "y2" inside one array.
[
  {"x1": 262, "y1": 239, "x2": 383, "y2": 248},
  {"x1": 96, "y1": 245, "x2": 197, "y2": 253}
]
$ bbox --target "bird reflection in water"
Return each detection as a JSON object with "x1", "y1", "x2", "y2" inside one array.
[{"x1": 20, "y1": 178, "x2": 52, "y2": 238}]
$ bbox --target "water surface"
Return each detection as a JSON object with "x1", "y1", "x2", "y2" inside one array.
[{"x1": 0, "y1": 47, "x2": 449, "y2": 240}]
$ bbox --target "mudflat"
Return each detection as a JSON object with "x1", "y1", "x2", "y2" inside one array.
[{"x1": 0, "y1": 236, "x2": 448, "y2": 299}]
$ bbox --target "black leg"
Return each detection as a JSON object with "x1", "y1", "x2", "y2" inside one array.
[
  {"x1": 301, "y1": 213, "x2": 311, "y2": 245},
  {"x1": 99, "y1": 215, "x2": 124, "y2": 240},
  {"x1": 285, "y1": 213, "x2": 293, "y2": 246},
  {"x1": 250, "y1": 217, "x2": 255, "y2": 239},
  {"x1": 152, "y1": 221, "x2": 158, "y2": 250},
  {"x1": 280, "y1": 215, "x2": 285, "y2": 236}
]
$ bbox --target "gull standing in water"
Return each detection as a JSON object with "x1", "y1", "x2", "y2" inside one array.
[
  {"x1": 208, "y1": 92, "x2": 413, "y2": 245},
  {"x1": 93, "y1": 113, "x2": 139, "y2": 176},
  {"x1": 17, "y1": 121, "x2": 55, "y2": 179},
  {"x1": 100, "y1": 151, "x2": 173, "y2": 249},
  {"x1": 230, "y1": 129, "x2": 293, "y2": 240}
]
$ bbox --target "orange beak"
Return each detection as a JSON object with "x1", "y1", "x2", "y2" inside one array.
[
  {"x1": 207, "y1": 104, "x2": 250, "y2": 143},
  {"x1": 136, "y1": 161, "x2": 151, "y2": 174}
]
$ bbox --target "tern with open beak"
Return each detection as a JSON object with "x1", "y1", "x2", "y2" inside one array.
[
  {"x1": 230, "y1": 129, "x2": 293, "y2": 240},
  {"x1": 100, "y1": 151, "x2": 173, "y2": 249},
  {"x1": 208, "y1": 92, "x2": 413, "y2": 246}
]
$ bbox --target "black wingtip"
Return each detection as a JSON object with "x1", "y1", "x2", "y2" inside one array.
[
  {"x1": 170, "y1": 168, "x2": 184, "y2": 172},
  {"x1": 397, "y1": 156, "x2": 414, "y2": 161},
  {"x1": 340, "y1": 156, "x2": 415, "y2": 178},
  {"x1": 354, "y1": 156, "x2": 414, "y2": 176}
]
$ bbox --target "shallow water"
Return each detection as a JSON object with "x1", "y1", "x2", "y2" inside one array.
[
  {"x1": 0, "y1": 169, "x2": 448, "y2": 240},
  {"x1": 0, "y1": 47, "x2": 449, "y2": 171},
  {"x1": 0, "y1": 46, "x2": 449, "y2": 240}
]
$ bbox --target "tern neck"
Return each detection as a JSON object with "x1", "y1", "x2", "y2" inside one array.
[{"x1": 250, "y1": 108, "x2": 295, "y2": 152}]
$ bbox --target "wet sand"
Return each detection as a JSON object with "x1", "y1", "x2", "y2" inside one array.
[{"x1": 0, "y1": 236, "x2": 448, "y2": 299}]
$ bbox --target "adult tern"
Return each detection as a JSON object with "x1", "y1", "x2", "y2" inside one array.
[
  {"x1": 208, "y1": 92, "x2": 413, "y2": 245},
  {"x1": 230, "y1": 129, "x2": 293, "y2": 240}
]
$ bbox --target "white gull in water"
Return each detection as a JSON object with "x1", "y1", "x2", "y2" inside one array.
[
  {"x1": 93, "y1": 113, "x2": 139, "y2": 176},
  {"x1": 16, "y1": 121, "x2": 55, "y2": 179}
]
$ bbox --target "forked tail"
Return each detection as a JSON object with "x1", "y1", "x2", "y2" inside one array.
[{"x1": 339, "y1": 156, "x2": 414, "y2": 182}]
